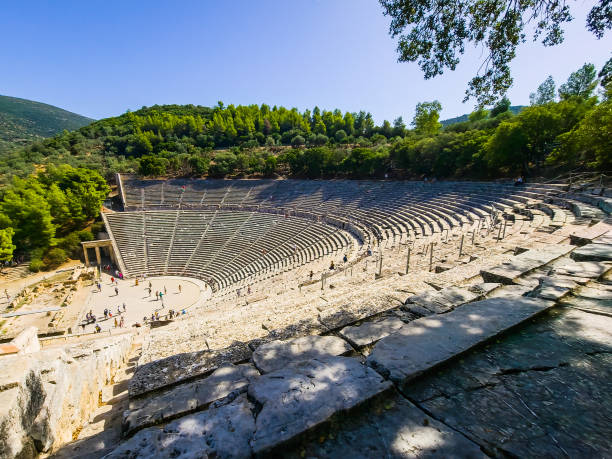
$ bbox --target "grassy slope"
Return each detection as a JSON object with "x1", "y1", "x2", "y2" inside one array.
[{"x1": 0, "y1": 94, "x2": 94, "y2": 154}]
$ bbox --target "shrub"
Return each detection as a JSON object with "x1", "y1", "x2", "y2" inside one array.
[
  {"x1": 291, "y1": 135, "x2": 306, "y2": 147},
  {"x1": 43, "y1": 248, "x2": 67, "y2": 269},
  {"x1": 77, "y1": 229, "x2": 94, "y2": 241},
  {"x1": 29, "y1": 259, "x2": 44, "y2": 272}
]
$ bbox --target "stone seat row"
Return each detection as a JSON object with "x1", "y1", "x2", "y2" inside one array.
[{"x1": 104, "y1": 210, "x2": 350, "y2": 291}]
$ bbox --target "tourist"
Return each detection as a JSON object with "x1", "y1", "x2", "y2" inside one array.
[
  {"x1": 135, "y1": 278, "x2": 139, "y2": 286},
  {"x1": 115, "y1": 286, "x2": 119, "y2": 296},
  {"x1": 159, "y1": 291, "x2": 163, "y2": 301},
  {"x1": 117, "y1": 306, "x2": 121, "y2": 315},
  {"x1": 309, "y1": 270, "x2": 314, "y2": 280},
  {"x1": 111, "y1": 276, "x2": 114, "y2": 284},
  {"x1": 95, "y1": 324, "x2": 101, "y2": 333},
  {"x1": 97, "y1": 282, "x2": 102, "y2": 292},
  {"x1": 147, "y1": 287, "x2": 152, "y2": 296},
  {"x1": 4, "y1": 289, "x2": 9, "y2": 300},
  {"x1": 181, "y1": 309, "x2": 186, "y2": 315},
  {"x1": 148, "y1": 281, "x2": 152, "y2": 289},
  {"x1": 367, "y1": 246, "x2": 372, "y2": 256},
  {"x1": 81, "y1": 323, "x2": 86, "y2": 332},
  {"x1": 151, "y1": 313, "x2": 155, "y2": 322},
  {"x1": 329, "y1": 261, "x2": 335, "y2": 270},
  {"x1": 120, "y1": 316, "x2": 125, "y2": 328},
  {"x1": 178, "y1": 284, "x2": 182, "y2": 293},
  {"x1": 164, "y1": 286, "x2": 167, "y2": 294},
  {"x1": 343, "y1": 254, "x2": 348, "y2": 263},
  {"x1": 114, "y1": 317, "x2": 118, "y2": 328},
  {"x1": 247, "y1": 286, "x2": 251, "y2": 295},
  {"x1": 104, "y1": 308, "x2": 108, "y2": 319},
  {"x1": 123, "y1": 302, "x2": 127, "y2": 312},
  {"x1": 155, "y1": 291, "x2": 159, "y2": 300}
]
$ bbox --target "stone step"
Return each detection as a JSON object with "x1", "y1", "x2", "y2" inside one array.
[
  {"x1": 123, "y1": 363, "x2": 258, "y2": 437},
  {"x1": 403, "y1": 286, "x2": 481, "y2": 316},
  {"x1": 571, "y1": 243, "x2": 612, "y2": 262},
  {"x1": 367, "y1": 297, "x2": 555, "y2": 390},
  {"x1": 251, "y1": 335, "x2": 352, "y2": 373},
  {"x1": 480, "y1": 245, "x2": 574, "y2": 284},
  {"x1": 128, "y1": 342, "x2": 251, "y2": 397}
]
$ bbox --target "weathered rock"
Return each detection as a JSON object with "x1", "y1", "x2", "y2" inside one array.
[
  {"x1": 124, "y1": 363, "x2": 259, "y2": 436},
  {"x1": 481, "y1": 246, "x2": 573, "y2": 284},
  {"x1": 129, "y1": 342, "x2": 251, "y2": 397},
  {"x1": 249, "y1": 356, "x2": 392, "y2": 454},
  {"x1": 252, "y1": 335, "x2": 352, "y2": 373},
  {"x1": 107, "y1": 395, "x2": 255, "y2": 459},
  {"x1": 404, "y1": 287, "x2": 480, "y2": 316},
  {"x1": 339, "y1": 317, "x2": 404, "y2": 348},
  {"x1": 571, "y1": 243, "x2": 612, "y2": 262},
  {"x1": 488, "y1": 284, "x2": 534, "y2": 298},
  {"x1": 283, "y1": 392, "x2": 485, "y2": 458},
  {"x1": 554, "y1": 260, "x2": 611, "y2": 279},
  {"x1": 317, "y1": 294, "x2": 402, "y2": 330},
  {"x1": 367, "y1": 297, "x2": 554, "y2": 388},
  {"x1": 469, "y1": 282, "x2": 501, "y2": 295},
  {"x1": 10, "y1": 326, "x2": 40, "y2": 354}
]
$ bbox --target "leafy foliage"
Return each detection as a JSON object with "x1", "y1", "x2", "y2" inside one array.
[{"x1": 380, "y1": 0, "x2": 610, "y2": 104}]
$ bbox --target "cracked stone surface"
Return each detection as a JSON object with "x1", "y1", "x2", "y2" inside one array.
[
  {"x1": 367, "y1": 297, "x2": 554, "y2": 388},
  {"x1": 404, "y1": 287, "x2": 480, "y2": 316},
  {"x1": 403, "y1": 307, "x2": 612, "y2": 457},
  {"x1": 480, "y1": 246, "x2": 573, "y2": 284},
  {"x1": 106, "y1": 394, "x2": 255, "y2": 458},
  {"x1": 339, "y1": 317, "x2": 405, "y2": 348},
  {"x1": 129, "y1": 342, "x2": 252, "y2": 397},
  {"x1": 554, "y1": 260, "x2": 611, "y2": 279},
  {"x1": 123, "y1": 363, "x2": 259, "y2": 436},
  {"x1": 252, "y1": 335, "x2": 352, "y2": 373},
  {"x1": 571, "y1": 243, "x2": 612, "y2": 262},
  {"x1": 283, "y1": 392, "x2": 485, "y2": 458},
  {"x1": 248, "y1": 356, "x2": 392, "y2": 455}
]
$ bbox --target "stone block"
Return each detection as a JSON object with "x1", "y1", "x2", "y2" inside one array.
[
  {"x1": 555, "y1": 261, "x2": 611, "y2": 279},
  {"x1": 107, "y1": 395, "x2": 255, "y2": 459},
  {"x1": 404, "y1": 287, "x2": 480, "y2": 316},
  {"x1": 129, "y1": 342, "x2": 252, "y2": 397},
  {"x1": 571, "y1": 243, "x2": 612, "y2": 262},
  {"x1": 367, "y1": 297, "x2": 554, "y2": 389},
  {"x1": 469, "y1": 282, "x2": 501, "y2": 295},
  {"x1": 124, "y1": 363, "x2": 259, "y2": 436},
  {"x1": 252, "y1": 335, "x2": 352, "y2": 373},
  {"x1": 10, "y1": 326, "x2": 40, "y2": 354},
  {"x1": 339, "y1": 317, "x2": 405, "y2": 348},
  {"x1": 249, "y1": 356, "x2": 392, "y2": 455}
]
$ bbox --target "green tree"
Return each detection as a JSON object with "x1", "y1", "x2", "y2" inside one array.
[
  {"x1": 412, "y1": 101, "x2": 442, "y2": 136},
  {"x1": 139, "y1": 155, "x2": 169, "y2": 176},
  {"x1": 188, "y1": 155, "x2": 209, "y2": 176},
  {"x1": 558, "y1": 63, "x2": 598, "y2": 100},
  {"x1": 598, "y1": 55, "x2": 612, "y2": 89},
  {"x1": 490, "y1": 97, "x2": 511, "y2": 117},
  {"x1": 291, "y1": 135, "x2": 306, "y2": 147},
  {"x1": 530, "y1": 76, "x2": 556, "y2": 105},
  {"x1": 0, "y1": 228, "x2": 16, "y2": 262},
  {"x1": 380, "y1": 0, "x2": 610, "y2": 104}
]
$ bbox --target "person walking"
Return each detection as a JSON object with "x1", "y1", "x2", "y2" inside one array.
[
  {"x1": 97, "y1": 282, "x2": 102, "y2": 292},
  {"x1": 120, "y1": 316, "x2": 124, "y2": 328},
  {"x1": 155, "y1": 291, "x2": 159, "y2": 301},
  {"x1": 111, "y1": 276, "x2": 114, "y2": 284},
  {"x1": 147, "y1": 287, "x2": 152, "y2": 297},
  {"x1": 178, "y1": 284, "x2": 182, "y2": 293},
  {"x1": 115, "y1": 286, "x2": 119, "y2": 296},
  {"x1": 164, "y1": 286, "x2": 167, "y2": 295},
  {"x1": 104, "y1": 308, "x2": 108, "y2": 319},
  {"x1": 114, "y1": 317, "x2": 118, "y2": 328},
  {"x1": 123, "y1": 302, "x2": 127, "y2": 312}
]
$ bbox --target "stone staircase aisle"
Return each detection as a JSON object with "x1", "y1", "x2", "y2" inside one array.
[{"x1": 49, "y1": 335, "x2": 145, "y2": 459}]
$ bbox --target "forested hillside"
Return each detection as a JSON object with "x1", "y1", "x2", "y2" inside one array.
[
  {"x1": 0, "y1": 62, "x2": 610, "y2": 268},
  {"x1": 0, "y1": 95, "x2": 93, "y2": 156}
]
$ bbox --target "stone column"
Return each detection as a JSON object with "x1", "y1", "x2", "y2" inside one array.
[
  {"x1": 95, "y1": 246, "x2": 102, "y2": 265},
  {"x1": 83, "y1": 246, "x2": 90, "y2": 266}
]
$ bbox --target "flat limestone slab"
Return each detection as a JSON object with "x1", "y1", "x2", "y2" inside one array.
[
  {"x1": 554, "y1": 260, "x2": 611, "y2": 279},
  {"x1": 129, "y1": 342, "x2": 252, "y2": 397},
  {"x1": 283, "y1": 392, "x2": 485, "y2": 458},
  {"x1": 248, "y1": 356, "x2": 392, "y2": 455},
  {"x1": 124, "y1": 364, "x2": 259, "y2": 436},
  {"x1": 106, "y1": 395, "x2": 255, "y2": 459},
  {"x1": 571, "y1": 243, "x2": 612, "y2": 262},
  {"x1": 481, "y1": 246, "x2": 573, "y2": 284},
  {"x1": 367, "y1": 297, "x2": 554, "y2": 388},
  {"x1": 404, "y1": 287, "x2": 480, "y2": 316},
  {"x1": 339, "y1": 317, "x2": 405, "y2": 348},
  {"x1": 252, "y1": 335, "x2": 352, "y2": 373}
]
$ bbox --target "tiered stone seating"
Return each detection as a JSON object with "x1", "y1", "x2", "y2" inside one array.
[
  {"x1": 104, "y1": 210, "x2": 346, "y2": 291},
  {"x1": 119, "y1": 177, "x2": 568, "y2": 244}
]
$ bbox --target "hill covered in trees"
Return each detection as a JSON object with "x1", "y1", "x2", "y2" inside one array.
[
  {"x1": 0, "y1": 95, "x2": 93, "y2": 156},
  {"x1": 440, "y1": 106, "x2": 525, "y2": 126},
  {"x1": 0, "y1": 62, "x2": 610, "y2": 269}
]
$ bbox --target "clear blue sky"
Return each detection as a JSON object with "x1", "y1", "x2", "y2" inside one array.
[{"x1": 1, "y1": 0, "x2": 609, "y2": 123}]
